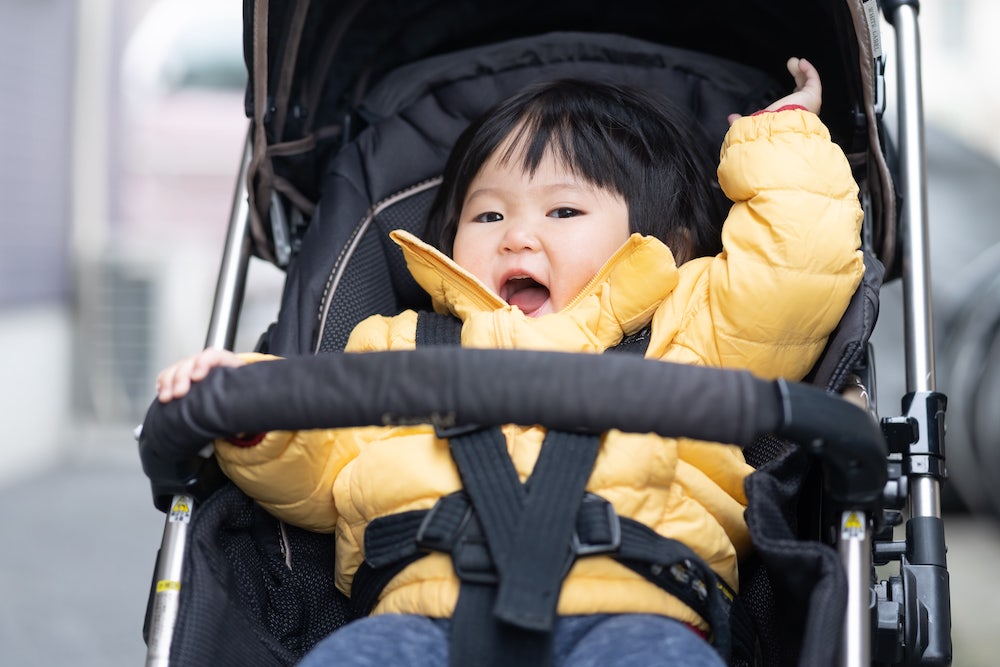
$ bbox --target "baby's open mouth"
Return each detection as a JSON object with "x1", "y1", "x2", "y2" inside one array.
[{"x1": 501, "y1": 276, "x2": 550, "y2": 316}]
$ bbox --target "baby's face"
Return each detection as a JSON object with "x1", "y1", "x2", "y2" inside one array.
[{"x1": 452, "y1": 148, "x2": 629, "y2": 318}]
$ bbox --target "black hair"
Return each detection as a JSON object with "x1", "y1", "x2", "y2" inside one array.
[{"x1": 425, "y1": 78, "x2": 727, "y2": 263}]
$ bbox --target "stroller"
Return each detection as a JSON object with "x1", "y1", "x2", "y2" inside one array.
[{"x1": 138, "y1": 0, "x2": 951, "y2": 665}]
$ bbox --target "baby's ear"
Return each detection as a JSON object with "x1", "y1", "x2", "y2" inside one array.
[{"x1": 727, "y1": 113, "x2": 742, "y2": 125}]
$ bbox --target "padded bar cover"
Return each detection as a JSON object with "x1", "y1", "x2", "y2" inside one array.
[
  {"x1": 775, "y1": 378, "x2": 888, "y2": 505},
  {"x1": 139, "y1": 349, "x2": 886, "y2": 506}
]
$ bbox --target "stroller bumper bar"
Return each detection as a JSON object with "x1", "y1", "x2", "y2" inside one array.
[{"x1": 139, "y1": 348, "x2": 888, "y2": 509}]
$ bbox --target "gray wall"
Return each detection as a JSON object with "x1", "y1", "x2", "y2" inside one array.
[{"x1": 0, "y1": 1, "x2": 78, "y2": 306}]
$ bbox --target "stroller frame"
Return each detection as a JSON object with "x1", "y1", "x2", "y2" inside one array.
[{"x1": 139, "y1": 1, "x2": 950, "y2": 665}]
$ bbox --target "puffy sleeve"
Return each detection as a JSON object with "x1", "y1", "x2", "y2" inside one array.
[
  {"x1": 212, "y1": 352, "x2": 361, "y2": 533},
  {"x1": 215, "y1": 428, "x2": 361, "y2": 533},
  {"x1": 214, "y1": 311, "x2": 423, "y2": 531},
  {"x1": 707, "y1": 108, "x2": 865, "y2": 379},
  {"x1": 344, "y1": 309, "x2": 419, "y2": 352}
]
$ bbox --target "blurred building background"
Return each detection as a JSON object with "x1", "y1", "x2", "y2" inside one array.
[
  {"x1": 1, "y1": 0, "x2": 282, "y2": 483},
  {"x1": 0, "y1": 0, "x2": 998, "y2": 665}
]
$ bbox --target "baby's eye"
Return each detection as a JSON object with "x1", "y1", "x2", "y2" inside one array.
[
  {"x1": 548, "y1": 207, "x2": 581, "y2": 219},
  {"x1": 472, "y1": 211, "x2": 503, "y2": 223}
]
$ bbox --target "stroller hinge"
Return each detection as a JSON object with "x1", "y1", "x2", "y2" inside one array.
[{"x1": 881, "y1": 391, "x2": 947, "y2": 480}]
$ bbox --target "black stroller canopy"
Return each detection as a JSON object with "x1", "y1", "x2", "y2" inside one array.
[
  {"x1": 243, "y1": 0, "x2": 895, "y2": 271},
  {"x1": 245, "y1": 0, "x2": 868, "y2": 145}
]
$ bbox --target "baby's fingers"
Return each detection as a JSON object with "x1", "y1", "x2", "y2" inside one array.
[
  {"x1": 777, "y1": 56, "x2": 822, "y2": 115},
  {"x1": 791, "y1": 58, "x2": 820, "y2": 94},
  {"x1": 155, "y1": 349, "x2": 244, "y2": 403},
  {"x1": 786, "y1": 57, "x2": 804, "y2": 87},
  {"x1": 156, "y1": 356, "x2": 198, "y2": 403},
  {"x1": 190, "y1": 348, "x2": 243, "y2": 380}
]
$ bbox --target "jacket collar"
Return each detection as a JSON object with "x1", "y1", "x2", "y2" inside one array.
[{"x1": 390, "y1": 229, "x2": 680, "y2": 345}]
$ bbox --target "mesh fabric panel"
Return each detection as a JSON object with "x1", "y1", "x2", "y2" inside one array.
[
  {"x1": 165, "y1": 483, "x2": 350, "y2": 666},
  {"x1": 316, "y1": 187, "x2": 436, "y2": 353}
]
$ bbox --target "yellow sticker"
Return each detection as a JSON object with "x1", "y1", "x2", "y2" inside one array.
[
  {"x1": 156, "y1": 580, "x2": 181, "y2": 593},
  {"x1": 168, "y1": 495, "x2": 193, "y2": 524},
  {"x1": 841, "y1": 511, "x2": 865, "y2": 539}
]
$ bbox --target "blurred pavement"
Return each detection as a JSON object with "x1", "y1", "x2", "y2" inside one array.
[
  {"x1": 1, "y1": 130, "x2": 999, "y2": 666},
  {"x1": 0, "y1": 436, "x2": 162, "y2": 667}
]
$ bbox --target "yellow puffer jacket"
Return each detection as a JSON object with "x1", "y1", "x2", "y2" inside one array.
[{"x1": 215, "y1": 109, "x2": 865, "y2": 630}]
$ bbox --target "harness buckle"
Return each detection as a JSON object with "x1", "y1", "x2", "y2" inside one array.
[
  {"x1": 451, "y1": 534, "x2": 499, "y2": 585},
  {"x1": 416, "y1": 493, "x2": 498, "y2": 585},
  {"x1": 571, "y1": 493, "x2": 622, "y2": 557},
  {"x1": 415, "y1": 493, "x2": 471, "y2": 552}
]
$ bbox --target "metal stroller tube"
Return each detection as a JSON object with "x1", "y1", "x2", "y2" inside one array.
[
  {"x1": 143, "y1": 129, "x2": 254, "y2": 667},
  {"x1": 205, "y1": 128, "x2": 254, "y2": 353},
  {"x1": 893, "y1": 4, "x2": 947, "y2": 527},
  {"x1": 877, "y1": 3, "x2": 952, "y2": 666},
  {"x1": 890, "y1": 0, "x2": 941, "y2": 507}
]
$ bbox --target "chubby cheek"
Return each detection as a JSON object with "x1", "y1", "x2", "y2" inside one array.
[
  {"x1": 553, "y1": 238, "x2": 618, "y2": 300},
  {"x1": 550, "y1": 262, "x2": 599, "y2": 311},
  {"x1": 452, "y1": 228, "x2": 495, "y2": 289}
]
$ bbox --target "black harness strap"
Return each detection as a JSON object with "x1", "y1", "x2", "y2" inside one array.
[
  {"x1": 447, "y1": 427, "x2": 524, "y2": 556},
  {"x1": 414, "y1": 310, "x2": 465, "y2": 347},
  {"x1": 350, "y1": 511, "x2": 426, "y2": 618},
  {"x1": 445, "y1": 427, "x2": 544, "y2": 667},
  {"x1": 615, "y1": 520, "x2": 735, "y2": 658}
]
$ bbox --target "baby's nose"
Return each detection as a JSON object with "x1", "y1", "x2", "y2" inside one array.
[{"x1": 500, "y1": 219, "x2": 539, "y2": 252}]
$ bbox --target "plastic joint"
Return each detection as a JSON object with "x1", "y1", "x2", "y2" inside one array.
[{"x1": 903, "y1": 391, "x2": 948, "y2": 479}]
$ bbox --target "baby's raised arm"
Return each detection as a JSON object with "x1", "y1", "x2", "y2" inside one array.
[
  {"x1": 708, "y1": 57, "x2": 864, "y2": 382},
  {"x1": 156, "y1": 348, "x2": 246, "y2": 403}
]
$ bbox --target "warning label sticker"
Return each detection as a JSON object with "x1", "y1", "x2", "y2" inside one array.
[
  {"x1": 156, "y1": 580, "x2": 182, "y2": 593},
  {"x1": 841, "y1": 511, "x2": 865, "y2": 540},
  {"x1": 169, "y1": 496, "x2": 193, "y2": 524}
]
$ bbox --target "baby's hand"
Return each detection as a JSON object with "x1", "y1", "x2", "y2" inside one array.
[
  {"x1": 728, "y1": 57, "x2": 822, "y2": 124},
  {"x1": 156, "y1": 348, "x2": 245, "y2": 403},
  {"x1": 766, "y1": 57, "x2": 822, "y2": 114}
]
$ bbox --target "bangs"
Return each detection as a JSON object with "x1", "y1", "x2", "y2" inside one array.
[{"x1": 494, "y1": 99, "x2": 631, "y2": 198}]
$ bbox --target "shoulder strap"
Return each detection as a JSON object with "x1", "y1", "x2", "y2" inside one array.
[
  {"x1": 605, "y1": 325, "x2": 652, "y2": 356},
  {"x1": 415, "y1": 310, "x2": 465, "y2": 347}
]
